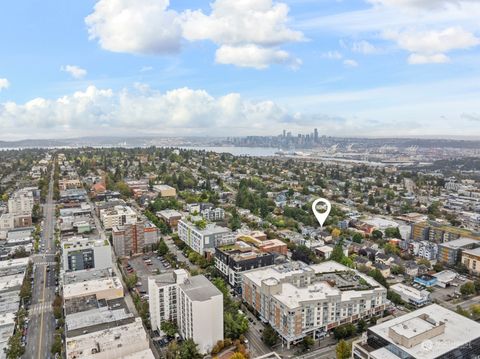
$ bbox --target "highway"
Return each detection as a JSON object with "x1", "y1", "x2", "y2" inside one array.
[{"x1": 24, "y1": 168, "x2": 57, "y2": 359}]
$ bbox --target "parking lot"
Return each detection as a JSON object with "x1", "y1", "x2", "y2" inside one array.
[{"x1": 124, "y1": 254, "x2": 172, "y2": 295}]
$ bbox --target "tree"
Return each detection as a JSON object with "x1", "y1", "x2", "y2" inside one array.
[
  {"x1": 301, "y1": 336, "x2": 315, "y2": 352},
  {"x1": 460, "y1": 282, "x2": 476, "y2": 296},
  {"x1": 229, "y1": 208, "x2": 242, "y2": 231},
  {"x1": 387, "y1": 290, "x2": 404, "y2": 305},
  {"x1": 367, "y1": 269, "x2": 388, "y2": 288},
  {"x1": 433, "y1": 262, "x2": 444, "y2": 272},
  {"x1": 6, "y1": 331, "x2": 24, "y2": 359},
  {"x1": 385, "y1": 227, "x2": 401, "y2": 239},
  {"x1": 356, "y1": 319, "x2": 367, "y2": 333},
  {"x1": 125, "y1": 273, "x2": 138, "y2": 290},
  {"x1": 161, "y1": 320, "x2": 178, "y2": 337},
  {"x1": 158, "y1": 239, "x2": 169, "y2": 256},
  {"x1": 330, "y1": 244, "x2": 345, "y2": 263},
  {"x1": 336, "y1": 339, "x2": 352, "y2": 359},
  {"x1": 333, "y1": 323, "x2": 356, "y2": 339},
  {"x1": 262, "y1": 325, "x2": 278, "y2": 347},
  {"x1": 383, "y1": 242, "x2": 400, "y2": 255},
  {"x1": 178, "y1": 339, "x2": 202, "y2": 359},
  {"x1": 230, "y1": 353, "x2": 247, "y2": 359},
  {"x1": 371, "y1": 230, "x2": 383, "y2": 240},
  {"x1": 352, "y1": 232, "x2": 363, "y2": 243}
]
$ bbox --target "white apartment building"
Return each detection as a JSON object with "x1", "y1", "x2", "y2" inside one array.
[
  {"x1": 62, "y1": 237, "x2": 112, "y2": 272},
  {"x1": 8, "y1": 189, "x2": 34, "y2": 215},
  {"x1": 148, "y1": 270, "x2": 223, "y2": 354},
  {"x1": 178, "y1": 218, "x2": 235, "y2": 255},
  {"x1": 0, "y1": 213, "x2": 14, "y2": 231},
  {"x1": 202, "y1": 207, "x2": 225, "y2": 221},
  {"x1": 242, "y1": 261, "x2": 388, "y2": 348},
  {"x1": 99, "y1": 205, "x2": 137, "y2": 230},
  {"x1": 149, "y1": 269, "x2": 189, "y2": 332}
]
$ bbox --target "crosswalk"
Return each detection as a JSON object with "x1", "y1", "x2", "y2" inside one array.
[{"x1": 29, "y1": 302, "x2": 52, "y2": 315}]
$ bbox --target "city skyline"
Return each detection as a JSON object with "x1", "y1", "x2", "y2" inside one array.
[{"x1": 1, "y1": 0, "x2": 480, "y2": 140}]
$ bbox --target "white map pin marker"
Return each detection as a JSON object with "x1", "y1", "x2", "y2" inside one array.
[{"x1": 312, "y1": 198, "x2": 331, "y2": 227}]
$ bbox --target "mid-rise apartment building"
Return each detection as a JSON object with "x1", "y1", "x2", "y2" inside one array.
[
  {"x1": 241, "y1": 261, "x2": 388, "y2": 348},
  {"x1": 7, "y1": 189, "x2": 35, "y2": 215},
  {"x1": 215, "y1": 241, "x2": 274, "y2": 292},
  {"x1": 412, "y1": 220, "x2": 480, "y2": 243},
  {"x1": 99, "y1": 205, "x2": 137, "y2": 230},
  {"x1": 462, "y1": 247, "x2": 480, "y2": 275},
  {"x1": 437, "y1": 237, "x2": 479, "y2": 265},
  {"x1": 112, "y1": 221, "x2": 158, "y2": 257},
  {"x1": 177, "y1": 218, "x2": 235, "y2": 255},
  {"x1": 352, "y1": 304, "x2": 480, "y2": 359},
  {"x1": 202, "y1": 207, "x2": 225, "y2": 221},
  {"x1": 148, "y1": 270, "x2": 223, "y2": 354},
  {"x1": 62, "y1": 237, "x2": 112, "y2": 272}
]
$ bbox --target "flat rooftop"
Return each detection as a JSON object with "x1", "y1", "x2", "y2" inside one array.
[
  {"x1": 369, "y1": 304, "x2": 480, "y2": 359},
  {"x1": 463, "y1": 246, "x2": 480, "y2": 257},
  {"x1": 66, "y1": 317, "x2": 151, "y2": 359},
  {"x1": 63, "y1": 277, "x2": 123, "y2": 300},
  {"x1": 63, "y1": 268, "x2": 113, "y2": 286},
  {"x1": 439, "y1": 237, "x2": 478, "y2": 249},
  {"x1": 179, "y1": 275, "x2": 222, "y2": 302}
]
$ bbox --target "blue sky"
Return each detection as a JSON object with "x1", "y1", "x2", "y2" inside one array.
[{"x1": 0, "y1": 0, "x2": 479, "y2": 140}]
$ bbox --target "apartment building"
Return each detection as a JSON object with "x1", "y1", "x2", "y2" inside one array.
[
  {"x1": 202, "y1": 207, "x2": 225, "y2": 221},
  {"x1": 99, "y1": 205, "x2": 137, "y2": 230},
  {"x1": 148, "y1": 270, "x2": 223, "y2": 354},
  {"x1": 7, "y1": 189, "x2": 35, "y2": 215},
  {"x1": 241, "y1": 261, "x2": 388, "y2": 348},
  {"x1": 152, "y1": 184, "x2": 177, "y2": 198},
  {"x1": 215, "y1": 241, "x2": 274, "y2": 292},
  {"x1": 437, "y1": 237, "x2": 479, "y2": 265},
  {"x1": 462, "y1": 247, "x2": 480, "y2": 275},
  {"x1": 149, "y1": 270, "x2": 188, "y2": 333},
  {"x1": 412, "y1": 220, "x2": 480, "y2": 243},
  {"x1": 352, "y1": 304, "x2": 480, "y2": 359},
  {"x1": 112, "y1": 221, "x2": 158, "y2": 257},
  {"x1": 62, "y1": 237, "x2": 112, "y2": 272},
  {"x1": 177, "y1": 218, "x2": 235, "y2": 255},
  {"x1": 59, "y1": 178, "x2": 82, "y2": 190},
  {"x1": 156, "y1": 209, "x2": 182, "y2": 228}
]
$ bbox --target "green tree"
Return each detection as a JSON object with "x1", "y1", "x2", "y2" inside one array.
[
  {"x1": 460, "y1": 282, "x2": 476, "y2": 296},
  {"x1": 158, "y1": 239, "x2": 169, "y2": 256},
  {"x1": 178, "y1": 339, "x2": 202, "y2": 359},
  {"x1": 336, "y1": 339, "x2": 352, "y2": 359},
  {"x1": 161, "y1": 321, "x2": 178, "y2": 337},
  {"x1": 301, "y1": 336, "x2": 315, "y2": 352},
  {"x1": 125, "y1": 273, "x2": 138, "y2": 290},
  {"x1": 371, "y1": 230, "x2": 383, "y2": 240},
  {"x1": 229, "y1": 208, "x2": 242, "y2": 231},
  {"x1": 356, "y1": 319, "x2": 367, "y2": 333},
  {"x1": 384, "y1": 227, "x2": 402, "y2": 239},
  {"x1": 262, "y1": 325, "x2": 278, "y2": 347}
]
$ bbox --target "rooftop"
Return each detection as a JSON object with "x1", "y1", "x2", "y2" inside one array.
[
  {"x1": 369, "y1": 304, "x2": 480, "y2": 359},
  {"x1": 63, "y1": 277, "x2": 123, "y2": 300},
  {"x1": 178, "y1": 275, "x2": 222, "y2": 302},
  {"x1": 439, "y1": 237, "x2": 478, "y2": 249}
]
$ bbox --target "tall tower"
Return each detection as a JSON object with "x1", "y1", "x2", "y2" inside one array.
[{"x1": 314, "y1": 128, "x2": 319, "y2": 142}]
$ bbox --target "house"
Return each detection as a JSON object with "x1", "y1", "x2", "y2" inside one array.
[{"x1": 373, "y1": 262, "x2": 391, "y2": 278}]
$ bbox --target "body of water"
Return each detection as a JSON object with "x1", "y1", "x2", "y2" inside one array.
[{"x1": 179, "y1": 146, "x2": 280, "y2": 157}]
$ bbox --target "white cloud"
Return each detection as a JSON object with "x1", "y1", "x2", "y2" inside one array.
[
  {"x1": 351, "y1": 40, "x2": 378, "y2": 54},
  {"x1": 85, "y1": 0, "x2": 303, "y2": 69},
  {"x1": 343, "y1": 59, "x2": 359, "y2": 67},
  {"x1": 61, "y1": 65, "x2": 88, "y2": 79},
  {"x1": 385, "y1": 27, "x2": 479, "y2": 54},
  {"x1": 0, "y1": 78, "x2": 10, "y2": 91},
  {"x1": 140, "y1": 66, "x2": 153, "y2": 72},
  {"x1": 216, "y1": 45, "x2": 302, "y2": 69},
  {"x1": 182, "y1": 0, "x2": 304, "y2": 47},
  {"x1": 408, "y1": 53, "x2": 449, "y2": 64},
  {"x1": 85, "y1": 0, "x2": 183, "y2": 55},
  {"x1": 385, "y1": 26, "x2": 479, "y2": 63},
  {"x1": 321, "y1": 51, "x2": 343, "y2": 59},
  {"x1": 0, "y1": 85, "x2": 298, "y2": 135},
  {"x1": 367, "y1": 0, "x2": 477, "y2": 10}
]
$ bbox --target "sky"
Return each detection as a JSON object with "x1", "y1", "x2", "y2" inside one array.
[{"x1": 0, "y1": 0, "x2": 480, "y2": 140}]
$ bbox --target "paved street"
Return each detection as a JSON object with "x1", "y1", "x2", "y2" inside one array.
[
  {"x1": 24, "y1": 169, "x2": 56, "y2": 359},
  {"x1": 85, "y1": 196, "x2": 138, "y2": 317}
]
